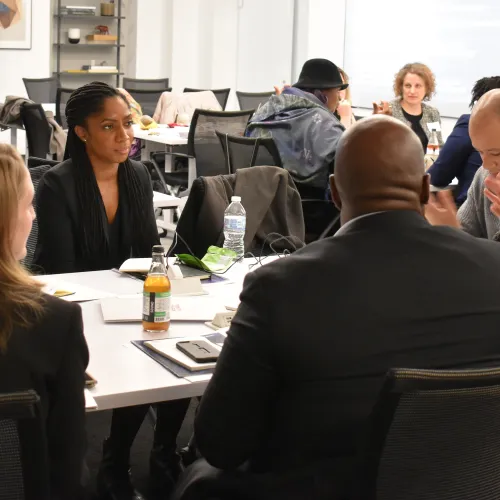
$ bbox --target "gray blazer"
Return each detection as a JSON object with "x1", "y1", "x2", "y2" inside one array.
[{"x1": 390, "y1": 99, "x2": 444, "y2": 146}]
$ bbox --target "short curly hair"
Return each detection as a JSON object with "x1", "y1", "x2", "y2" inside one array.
[{"x1": 393, "y1": 63, "x2": 436, "y2": 101}]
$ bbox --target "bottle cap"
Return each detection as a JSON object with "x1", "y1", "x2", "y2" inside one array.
[
  {"x1": 231, "y1": 196, "x2": 241, "y2": 202},
  {"x1": 152, "y1": 245, "x2": 165, "y2": 254}
]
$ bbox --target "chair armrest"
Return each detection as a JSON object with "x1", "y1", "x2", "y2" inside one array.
[
  {"x1": 150, "y1": 152, "x2": 197, "y2": 188},
  {"x1": 151, "y1": 151, "x2": 194, "y2": 161}
]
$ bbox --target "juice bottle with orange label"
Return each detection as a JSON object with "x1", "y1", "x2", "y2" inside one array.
[
  {"x1": 142, "y1": 245, "x2": 171, "y2": 332},
  {"x1": 426, "y1": 129, "x2": 440, "y2": 155}
]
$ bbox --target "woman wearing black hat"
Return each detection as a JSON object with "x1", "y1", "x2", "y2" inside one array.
[{"x1": 247, "y1": 58, "x2": 347, "y2": 201}]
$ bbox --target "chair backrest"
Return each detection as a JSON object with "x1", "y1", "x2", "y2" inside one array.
[
  {"x1": 359, "y1": 367, "x2": 500, "y2": 500},
  {"x1": 184, "y1": 88, "x2": 231, "y2": 110},
  {"x1": 236, "y1": 91, "x2": 273, "y2": 111},
  {"x1": 171, "y1": 167, "x2": 304, "y2": 258},
  {"x1": 123, "y1": 88, "x2": 170, "y2": 118},
  {"x1": 27, "y1": 157, "x2": 59, "y2": 169},
  {"x1": 55, "y1": 87, "x2": 74, "y2": 129},
  {"x1": 122, "y1": 77, "x2": 169, "y2": 91},
  {"x1": 215, "y1": 131, "x2": 282, "y2": 174},
  {"x1": 24, "y1": 164, "x2": 53, "y2": 268},
  {"x1": 20, "y1": 104, "x2": 52, "y2": 159},
  {"x1": 22, "y1": 77, "x2": 59, "y2": 104},
  {"x1": 187, "y1": 109, "x2": 254, "y2": 178},
  {"x1": 0, "y1": 390, "x2": 49, "y2": 500}
]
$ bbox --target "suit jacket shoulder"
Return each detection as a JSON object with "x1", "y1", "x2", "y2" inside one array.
[
  {"x1": 41, "y1": 159, "x2": 75, "y2": 187},
  {"x1": 129, "y1": 159, "x2": 149, "y2": 180}
]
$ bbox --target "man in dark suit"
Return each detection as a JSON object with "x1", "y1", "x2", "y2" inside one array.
[{"x1": 182, "y1": 115, "x2": 500, "y2": 499}]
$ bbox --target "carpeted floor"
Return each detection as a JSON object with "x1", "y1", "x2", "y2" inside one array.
[{"x1": 84, "y1": 399, "x2": 198, "y2": 499}]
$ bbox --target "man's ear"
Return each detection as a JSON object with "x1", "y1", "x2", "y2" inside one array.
[
  {"x1": 421, "y1": 174, "x2": 430, "y2": 205},
  {"x1": 74, "y1": 125, "x2": 87, "y2": 143},
  {"x1": 330, "y1": 174, "x2": 342, "y2": 210}
]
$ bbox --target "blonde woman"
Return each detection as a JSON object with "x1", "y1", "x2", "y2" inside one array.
[
  {"x1": 337, "y1": 67, "x2": 356, "y2": 128},
  {"x1": 374, "y1": 62, "x2": 443, "y2": 151},
  {"x1": 0, "y1": 144, "x2": 88, "y2": 498}
]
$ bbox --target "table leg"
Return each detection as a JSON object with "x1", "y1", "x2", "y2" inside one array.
[
  {"x1": 140, "y1": 139, "x2": 148, "y2": 161},
  {"x1": 11, "y1": 128, "x2": 17, "y2": 148},
  {"x1": 156, "y1": 208, "x2": 176, "y2": 233},
  {"x1": 164, "y1": 145, "x2": 173, "y2": 173},
  {"x1": 187, "y1": 157, "x2": 197, "y2": 189}
]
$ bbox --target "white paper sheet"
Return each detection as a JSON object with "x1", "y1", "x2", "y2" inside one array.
[{"x1": 35, "y1": 276, "x2": 114, "y2": 303}]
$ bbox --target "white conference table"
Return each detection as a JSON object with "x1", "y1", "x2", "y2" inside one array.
[
  {"x1": 133, "y1": 124, "x2": 188, "y2": 161},
  {"x1": 152, "y1": 191, "x2": 180, "y2": 233},
  {"x1": 53, "y1": 257, "x2": 274, "y2": 412},
  {"x1": 133, "y1": 124, "x2": 198, "y2": 189}
]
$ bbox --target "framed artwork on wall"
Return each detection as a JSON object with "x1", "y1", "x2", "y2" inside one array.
[{"x1": 0, "y1": 0, "x2": 32, "y2": 50}]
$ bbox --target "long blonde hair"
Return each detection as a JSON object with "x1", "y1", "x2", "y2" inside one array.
[
  {"x1": 0, "y1": 144, "x2": 44, "y2": 351},
  {"x1": 338, "y1": 67, "x2": 352, "y2": 102}
]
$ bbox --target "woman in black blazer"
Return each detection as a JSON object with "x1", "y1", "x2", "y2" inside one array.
[
  {"x1": 34, "y1": 83, "x2": 189, "y2": 500},
  {"x1": 0, "y1": 143, "x2": 88, "y2": 499}
]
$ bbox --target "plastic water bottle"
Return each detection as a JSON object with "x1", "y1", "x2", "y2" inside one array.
[{"x1": 223, "y1": 196, "x2": 246, "y2": 259}]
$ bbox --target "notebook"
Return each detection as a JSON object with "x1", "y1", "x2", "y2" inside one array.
[
  {"x1": 119, "y1": 258, "x2": 211, "y2": 280},
  {"x1": 100, "y1": 295, "x2": 225, "y2": 323}
]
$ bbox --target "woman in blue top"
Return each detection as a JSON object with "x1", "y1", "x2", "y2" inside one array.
[{"x1": 428, "y1": 77, "x2": 500, "y2": 206}]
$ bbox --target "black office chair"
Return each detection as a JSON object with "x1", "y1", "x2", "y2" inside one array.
[
  {"x1": 24, "y1": 164, "x2": 54, "y2": 269},
  {"x1": 236, "y1": 91, "x2": 273, "y2": 111},
  {"x1": 358, "y1": 367, "x2": 500, "y2": 500},
  {"x1": 151, "y1": 109, "x2": 254, "y2": 194},
  {"x1": 124, "y1": 88, "x2": 170, "y2": 118},
  {"x1": 22, "y1": 77, "x2": 59, "y2": 104},
  {"x1": 183, "y1": 88, "x2": 231, "y2": 110},
  {"x1": 55, "y1": 87, "x2": 74, "y2": 129},
  {"x1": 0, "y1": 390, "x2": 49, "y2": 500},
  {"x1": 122, "y1": 77, "x2": 169, "y2": 91},
  {"x1": 215, "y1": 131, "x2": 282, "y2": 173},
  {"x1": 20, "y1": 104, "x2": 52, "y2": 160}
]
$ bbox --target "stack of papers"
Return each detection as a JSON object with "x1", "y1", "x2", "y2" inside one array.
[
  {"x1": 35, "y1": 277, "x2": 114, "y2": 303},
  {"x1": 84, "y1": 390, "x2": 97, "y2": 410},
  {"x1": 100, "y1": 295, "x2": 226, "y2": 323}
]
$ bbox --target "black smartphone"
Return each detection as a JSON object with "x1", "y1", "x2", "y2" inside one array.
[
  {"x1": 176, "y1": 340, "x2": 220, "y2": 363},
  {"x1": 85, "y1": 372, "x2": 97, "y2": 388}
]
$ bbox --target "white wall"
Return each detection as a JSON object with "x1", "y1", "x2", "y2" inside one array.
[
  {"x1": 0, "y1": 0, "x2": 51, "y2": 101},
  {"x1": 130, "y1": 0, "x2": 172, "y2": 80},
  {"x1": 293, "y1": 0, "x2": 345, "y2": 82}
]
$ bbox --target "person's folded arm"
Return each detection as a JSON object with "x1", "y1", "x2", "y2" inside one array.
[
  {"x1": 33, "y1": 174, "x2": 77, "y2": 273},
  {"x1": 195, "y1": 269, "x2": 279, "y2": 470},
  {"x1": 47, "y1": 303, "x2": 89, "y2": 499},
  {"x1": 428, "y1": 117, "x2": 471, "y2": 187}
]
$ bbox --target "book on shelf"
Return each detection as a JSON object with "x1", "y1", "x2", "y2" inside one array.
[
  {"x1": 88, "y1": 68, "x2": 118, "y2": 73},
  {"x1": 90, "y1": 65, "x2": 117, "y2": 71},
  {"x1": 60, "y1": 6, "x2": 96, "y2": 16}
]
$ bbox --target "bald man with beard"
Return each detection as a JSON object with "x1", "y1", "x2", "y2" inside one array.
[
  {"x1": 427, "y1": 89, "x2": 500, "y2": 239},
  {"x1": 178, "y1": 116, "x2": 500, "y2": 500}
]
